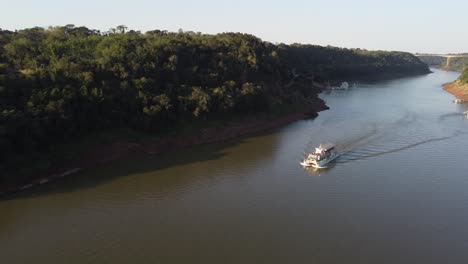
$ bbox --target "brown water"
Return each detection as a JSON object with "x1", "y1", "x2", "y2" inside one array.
[{"x1": 2, "y1": 69, "x2": 468, "y2": 263}]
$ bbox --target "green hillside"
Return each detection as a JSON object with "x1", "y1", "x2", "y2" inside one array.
[{"x1": 0, "y1": 25, "x2": 429, "y2": 178}]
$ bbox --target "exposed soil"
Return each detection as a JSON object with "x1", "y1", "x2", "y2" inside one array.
[{"x1": 444, "y1": 81, "x2": 468, "y2": 101}]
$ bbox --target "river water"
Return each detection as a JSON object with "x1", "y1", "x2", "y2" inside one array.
[{"x1": 1, "y1": 69, "x2": 468, "y2": 263}]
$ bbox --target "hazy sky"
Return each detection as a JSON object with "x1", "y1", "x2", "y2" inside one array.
[{"x1": 1, "y1": 0, "x2": 467, "y2": 53}]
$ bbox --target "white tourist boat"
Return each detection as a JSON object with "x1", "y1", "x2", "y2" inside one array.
[
  {"x1": 300, "y1": 144, "x2": 340, "y2": 168},
  {"x1": 339, "y1": 82, "x2": 349, "y2": 89}
]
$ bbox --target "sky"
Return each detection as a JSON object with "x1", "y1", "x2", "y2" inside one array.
[{"x1": 1, "y1": 0, "x2": 467, "y2": 54}]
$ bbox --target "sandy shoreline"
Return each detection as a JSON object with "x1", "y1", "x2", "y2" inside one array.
[{"x1": 443, "y1": 81, "x2": 468, "y2": 101}]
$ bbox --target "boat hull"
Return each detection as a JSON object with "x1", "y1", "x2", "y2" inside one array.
[{"x1": 300, "y1": 153, "x2": 340, "y2": 168}]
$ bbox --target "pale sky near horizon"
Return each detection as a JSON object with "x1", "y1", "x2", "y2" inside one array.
[{"x1": 1, "y1": 0, "x2": 467, "y2": 54}]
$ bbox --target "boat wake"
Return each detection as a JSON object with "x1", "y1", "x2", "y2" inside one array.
[
  {"x1": 438, "y1": 112, "x2": 466, "y2": 121},
  {"x1": 301, "y1": 110, "x2": 467, "y2": 166},
  {"x1": 337, "y1": 134, "x2": 456, "y2": 163}
]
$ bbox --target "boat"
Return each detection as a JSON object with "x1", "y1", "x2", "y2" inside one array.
[
  {"x1": 300, "y1": 144, "x2": 340, "y2": 168},
  {"x1": 339, "y1": 82, "x2": 349, "y2": 89},
  {"x1": 464, "y1": 111, "x2": 468, "y2": 117},
  {"x1": 453, "y1": 99, "x2": 464, "y2": 104}
]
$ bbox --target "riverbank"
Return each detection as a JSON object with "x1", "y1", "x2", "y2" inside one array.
[
  {"x1": 0, "y1": 98, "x2": 328, "y2": 198},
  {"x1": 443, "y1": 81, "x2": 468, "y2": 101},
  {"x1": 1, "y1": 70, "x2": 431, "y2": 198}
]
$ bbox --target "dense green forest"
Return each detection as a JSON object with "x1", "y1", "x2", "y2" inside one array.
[
  {"x1": 0, "y1": 25, "x2": 429, "y2": 178},
  {"x1": 280, "y1": 44, "x2": 429, "y2": 79}
]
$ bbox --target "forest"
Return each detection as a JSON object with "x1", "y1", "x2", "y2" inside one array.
[{"x1": 0, "y1": 25, "x2": 429, "y2": 178}]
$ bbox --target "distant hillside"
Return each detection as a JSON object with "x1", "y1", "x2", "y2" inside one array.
[
  {"x1": 0, "y1": 25, "x2": 429, "y2": 180},
  {"x1": 283, "y1": 45, "x2": 429, "y2": 80},
  {"x1": 417, "y1": 54, "x2": 468, "y2": 72}
]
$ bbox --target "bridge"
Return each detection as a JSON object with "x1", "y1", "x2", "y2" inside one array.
[{"x1": 415, "y1": 54, "x2": 468, "y2": 68}]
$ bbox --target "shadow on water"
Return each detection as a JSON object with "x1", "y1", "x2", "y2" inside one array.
[{"x1": 1, "y1": 128, "x2": 283, "y2": 202}]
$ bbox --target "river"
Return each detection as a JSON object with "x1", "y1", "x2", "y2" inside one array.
[{"x1": 1, "y1": 69, "x2": 468, "y2": 263}]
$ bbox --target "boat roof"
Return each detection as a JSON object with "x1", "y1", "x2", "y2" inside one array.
[{"x1": 318, "y1": 144, "x2": 335, "y2": 150}]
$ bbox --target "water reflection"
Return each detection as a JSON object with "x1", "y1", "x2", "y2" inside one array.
[
  {"x1": 303, "y1": 164, "x2": 336, "y2": 176},
  {"x1": 4, "y1": 129, "x2": 283, "y2": 202}
]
